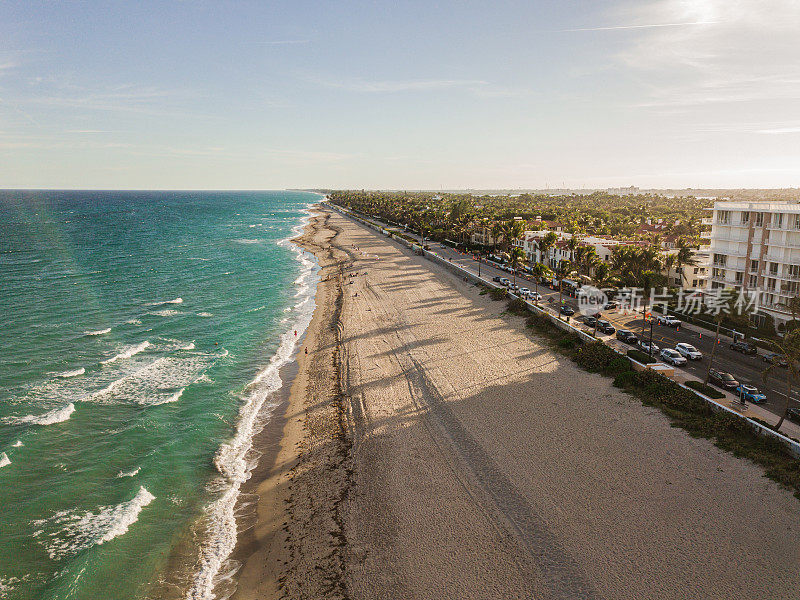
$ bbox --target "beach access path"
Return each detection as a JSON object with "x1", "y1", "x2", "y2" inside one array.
[{"x1": 234, "y1": 207, "x2": 800, "y2": 600}]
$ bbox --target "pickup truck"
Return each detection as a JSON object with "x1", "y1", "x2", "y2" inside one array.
[{"x1": 656, "y1": 315, "x2": 681, "y2": 327}]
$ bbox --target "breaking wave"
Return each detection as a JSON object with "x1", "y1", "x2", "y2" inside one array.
[
  {"x1": 84, "y1": 328, "x2": 111, "y2": 336},
  {"x1": 58, "y1": 368, "x2": 85, "y2": 378},
  {"x1": 32, "y1": 486, "x2": 155, "y2": 561},
  {"x1": 4, "y1": 403, "x2": 75, "y2": 426},
  {"x1": 101, "y1": 341, "x2": 150, "y2": 365}
]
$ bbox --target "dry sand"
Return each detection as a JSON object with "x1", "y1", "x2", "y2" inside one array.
[{"x1": 233, "y1": 207, "x2": 800, "y2": 600}]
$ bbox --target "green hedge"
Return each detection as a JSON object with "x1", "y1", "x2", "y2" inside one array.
[
  {"x1": 685, "y1": 380, "x2": 725, "y2": 399},
  {"x1": 576, "y1": 341, "x2": 632, "y2": 376},
  {"x1": 627, "y1": 349, "x2": 657, "y2": 364},
  {"x1": 489, "y1": 287, "x2": 508, "y2": 301}
]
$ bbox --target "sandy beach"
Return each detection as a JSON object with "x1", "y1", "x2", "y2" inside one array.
[{"x1": 232, "y1": 206, "x2": 800, "y2": 600}]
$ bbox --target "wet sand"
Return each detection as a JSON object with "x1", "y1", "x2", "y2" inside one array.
[{"x1": 232, "y1": 206, "x2": 800, "y2": 600}]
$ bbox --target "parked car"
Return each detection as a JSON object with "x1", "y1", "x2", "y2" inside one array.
[
  {"x1": 638, "y1": 340, "x2": 660, "y2": 354},
  {"x1": 583, "y1": 316, "x2": 597, "y2": 328},
  {"x1": 788, "y1": 407, "x2": 800, "y2": 423},
  {"x1": 656, "y1": 315, "x2": 681, "y2": 327},
  {"x1": 560, "y1": 305, "x2": 575, "y2": 316},
  {"x1": 660, "y1": 348, "x2": 687, "y2": 366},
  {"x1": 519, "y1": 287, "x2": 530, "y2": 296},
  {"x1": 529, "y1": 292, "x2": 542, "y2": 302},
  {"x1": 708, "y1": 368, "x2": 739, "y2": 390},
  {"x1": 730, "y1": 340, "x2": 758, "y2": 355},
  {"x1": 492, "y1": 276, "x2": 501, "y2": 283},
  {"x1": 616, "y1": 329, "x2": 638, "y2": 344},
  {"x1": 499, "y1": 278, "x2": 510, "y2": 286},
  {"x1": 604, "y1": 301, "x2": 618, "y2": 310},
  {"x1": 762, "y1": 351, "x2": 789, "y2": 368},
  {"x1": 675, "y1": 342, "x2": 702, "y2": 360},
  {"x1": 596, "y1": 319, "x2": 615, "y2": 334},
  {"x1": 735, "y1": 384, "x2": 767, "y2": 404}
]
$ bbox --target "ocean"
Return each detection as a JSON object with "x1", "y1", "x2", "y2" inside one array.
[{"x1": 0, "y1": 190, "x2": 321, "y2": 600}]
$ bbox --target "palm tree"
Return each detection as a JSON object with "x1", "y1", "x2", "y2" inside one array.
[
  {"x1": 555, "y1": 259, "x2": 573, "y2": 318},
  {"x1": 675, "y1": 238, "x2": 698, "y2": 287},
  {"x1": 509, "y1": 247, "x2": 525, "y2": 286},
  {"x1": 536, "y1": 231, "x2": 558, "y2": 268},
  {"x1": 762, "y1": 295, "x2": 800, "y2": 431},
  {"x1": 491, "y1": 222, "x2": 503, "y2": 255},
  {"x1": 530, "y1": 262, "x2": 550, "y2": 304}
]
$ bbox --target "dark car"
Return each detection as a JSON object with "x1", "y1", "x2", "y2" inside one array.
[
  {"x1": 596, "y1": 319, "x2": 615, "y2": 334},
  {"x1": 708, "y1": 368, "x2": 739, "y2": 390},
  {"x1": 492, "y1": 276, "x2": 501, "y2": 283},
  {"x1": 560, "y1": 305, "x2": 575, "y2": 316},
  {"x1": 730, "y1": 341, "x2": 758, "y2": 355},
  {"x1": 583, "y1": 316, "x2": 597, "y2": 328},
  {"x1": 788, "y1": 407, "x2": 800, "y2": 423},
  {"x1": 616, "y1": 329, "x2": 638, "y2": 344},
  {"x1": 762, "y1": 351, "x2": 789, "y2": 368}
]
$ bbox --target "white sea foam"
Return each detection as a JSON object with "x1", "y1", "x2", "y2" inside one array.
[
  {"x1": 3, "y1": 403, "x2": 75, "y2": 426},
  {"x1": 126, "y1": 318, "x2": 142, "y2": 326},
  {"x1": 58, "y1": 367, "x2": 85, "y2": 378},
  {"x1": 181, "y1": 342, "x2": 196, "y2": 351},
  {"x1": 32, "y1": 486, "x2": 155, "y2": 560},
  {"x1": 166, "y1": 297, "x2": 183, "y2": 304},
  {"x1": 90, "y1": 356, "x2": 207, "y2": 407},
  {"x1": 187, "y1": 204, "x2": 319, "y2": 600},
  {"x1": 117, "y1": 467, "x2": 141, "y2": 478},
  {"x1": 152, "y1": 309, "x2": 182, "y2": 317},
  {"x1": 101, "y1": 341, "x2": 150, "y2": 365},
  {"x1": 198, "y1": 312, "x2": 213, "y2": 318},
  {"x1": 231, "y1": 238, "x2": 262, "y2": 245},
  {"x1": 0, "y1": 453, "x2": 10, "y2": 469},
  {"x1": 84, "y1": 328, "x2": 111, "y2": 336},
  {"x1": 12, "y1": 440, "x2": 23, "y2": 447}
]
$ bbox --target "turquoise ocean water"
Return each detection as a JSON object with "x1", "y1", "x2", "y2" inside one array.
[{"x1": 0, "y1": 191, "x2": 320, "y2": 600}]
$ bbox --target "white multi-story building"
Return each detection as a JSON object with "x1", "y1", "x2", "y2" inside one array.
[{"x1": 704, "y1": 201, "x2": 800, "y2": 329}]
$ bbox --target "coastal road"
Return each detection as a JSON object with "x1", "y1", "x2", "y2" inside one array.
[{"x1": 352, "y1": 214, "x2": 799, "y2": 420}]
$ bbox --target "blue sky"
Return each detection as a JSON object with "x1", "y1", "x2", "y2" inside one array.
[{"x1": 1, "y1": 0, "x2": 799, "y2": 189}]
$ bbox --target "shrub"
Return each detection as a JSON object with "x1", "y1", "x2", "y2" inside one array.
[
  {"x1": 489, "y1": 287, "x2": 508, "y2": 301},
  {"x1": 627, "y1": 349, "x2": 657, "y2": 364},
  {"x1": 685, "y1": 380, "x2": 725, "y2": 399},
  {"x1": 576, "y1": 341, "x2": 627, "y2": 374},
  {"x1": 506, "y1": 298, "x2": 529, "y2": 316}
]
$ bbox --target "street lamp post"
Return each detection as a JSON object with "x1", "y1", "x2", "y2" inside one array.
[{"x1": 648, "y1": 316, "x2": 655, "y2": 358}]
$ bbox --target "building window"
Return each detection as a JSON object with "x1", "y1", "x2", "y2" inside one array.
[
  {"x1": 741, "y1": 211, "x2": 749, "y2": 224},
  {"x1": 748, "y1": 274, "x2": 758, "y2": 288},
  {"x1": 713, "y1": 253, "x2": 727, "y2": 267},
  {"x1": 770, "y1": 262, "x2": 779, "y2": 275},
  {"x1": 717, "y1": 210, "x2": 730, "y2": 224},
  {"x1": 754, "y1": 212, "x2": 764, "y2": 227},
  {"x1": 735, "y1": 271, "x2": 744, "y2": 284},
  {"x1": 789, "y1": 264, "x2": 800, "y2": 279},
  {"x1": 750, "y1": 259, "x2": 759, "y2": 272},
  {"x1": 792, "y1": 214, "x2": 800, "y2": 230},
  {"x1": 692, "y1": 279, "x2": 698, "y2": 287}
]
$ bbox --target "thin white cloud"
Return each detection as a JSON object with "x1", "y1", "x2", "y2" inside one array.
[
  {"x1": 559, "y1": 21, "x2": 718, "y2": 32},
  {"x1": 253, "y1": 39, "x2": 310, "y2": 45},
  {"x1": 758, "y1": 127, "x2": 800, "y2": 135},
  {"x1": 314, "y1": 77, "x2": 490, "y2": 93}
]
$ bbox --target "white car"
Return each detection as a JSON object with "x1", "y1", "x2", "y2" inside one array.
[
  {"x1": 499, "y1": 278, "x2": 510, "y2": 286},
  {"x1": 660, "y1": 348, "x2": 687, "y2": 366},
  {"x1": 675, "y1": 343, "x2": 702, "y2": 360},
  {"x1": 639, "y1": 340, "x2": 660, "y2": 354},
  {"x1": 528, "y1": 292, "x2": 542, "y2": 302}
]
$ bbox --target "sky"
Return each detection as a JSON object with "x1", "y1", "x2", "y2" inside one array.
[{"x1": 1, "y1": 0, "x2": 799, "y2": 190}]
